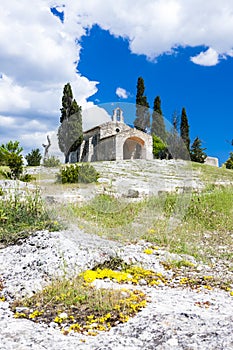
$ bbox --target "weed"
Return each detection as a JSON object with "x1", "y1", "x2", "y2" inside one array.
[
  {"x1": 0, "y1": 187, "x2": 61, "y2": 246},
  {"x1": 43, "y1": 156, "x2": 61, "y2": 168},
  {"x1": 11, "y1": 272, "x2": 147, "y2": 335},
  {"x1": 57, "y1": 163, "x2": 99, "y2": 184}
]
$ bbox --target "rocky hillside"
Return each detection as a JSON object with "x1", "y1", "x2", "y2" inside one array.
[{"x1": 0, "y1": 160, "x2": 232, "y2": 350}]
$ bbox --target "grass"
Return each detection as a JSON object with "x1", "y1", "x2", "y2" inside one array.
[
  {"x1": 191, "y1": 162, "x2": 233, "y2": 185},
  {"x1": 0, "y1": 187, "x2": 61, "y2": 246},
  {"x1": 142, "y1": 185, "x2": 233, "y2": 263},
  {"x1": 11, "y1": 260, "x2": 149, "y2": 336},
  {"x1": 10, "y1": 254, "x2": 233, "y2": 335},
  {"x1": 66, "y1": 185, "x2": 233, "y2": 266},
  {"x1": 1, "y1": 161, "x2": 233, "y2": 336},
  {"x1": 69, "y1": 194, "x2": 143, "y2": 228}
]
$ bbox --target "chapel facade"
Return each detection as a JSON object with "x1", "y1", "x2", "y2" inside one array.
[{"x1": 70, "y1": 107, "x2": 153, "y2": 162}]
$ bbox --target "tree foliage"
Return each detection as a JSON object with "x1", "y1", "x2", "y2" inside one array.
[
  {"x1": 0, "y1": 141, "x2": 24, "y2": 179},
  {"x1": 190, "y1": 137, "x2": 207, "y2": 163},
  {"x1": 43, "y1": 156, "x2": 61, "y2": 167},
  {"x1": 60, "y1": 83, "x2": 73, "y2": 123},
  {"x1": 25, "y1": 148, "x2": 42, "y2": 166},
  {"x1": 134, "y1": 77, "x2": 150, "y2": 132},
  {"x1": 58, "y1": 83, "x2": 83, "y2": 163},
  {"x1": 151, "y1": 96, "x2": 166, "y2": 142},
  {"x1": 152, "y1": 135, "x2": 168, "y2": 159},
  {"x1": 225, "y1": 152, "x2": 233, "y2": 169},
  {"x1": 180, "y1": 107, "x2": 190, "y2": 152},
  {"x1": 57, "y1": 163, "x2": 99, "y2": 184}
]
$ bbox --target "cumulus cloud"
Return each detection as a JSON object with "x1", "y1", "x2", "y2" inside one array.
[
  {"x1": 190, "y1": 48, "x2": 219, "y2": 66},
  {"x1": 1, "y1": 0, "x2": 233, "y2": 155},
  {"x1": 0, "y1": 1, "x2": 99, "y2": 154},
  {"x1": 72, "y1": 0, "x2": 233, "y2": 62},
  {"x1": 116, "y1": 87, "x2": 129, "y2": 99},
  {"x1": 82, "y1": 106, "x2": 111, "y2": 130}
]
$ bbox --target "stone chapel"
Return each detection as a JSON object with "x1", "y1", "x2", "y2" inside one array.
[{"x1": 70, "y1": 107, "x2": 153, "y2": 162}]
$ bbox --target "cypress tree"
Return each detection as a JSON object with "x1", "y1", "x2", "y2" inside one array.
[
  {"x1": 60, "y1": 83, "x2": 73, "y2": 123},
  {"x1": 134, "y1": 77, "x2": 150, "y2": 132},
  {"x1": 151, "y1": 96, "x2": 166, "y2": 142},
  {"x1": 180, "y1": 107, "x2": 190, "y2": 152},
  {"x1": 190, "y1": 137, "x2": 207, "y2": 163},
  {"x1": 58, "y1": 83, "x2": 83, "y2": 163}
]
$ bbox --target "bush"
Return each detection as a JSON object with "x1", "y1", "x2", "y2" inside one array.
[
  {"x1": 152, "y1": 135, "x2": 168, "y2": 159},
  {"x1": 25, "y1": 149, "x2": 42, "y2": 166},
  {"x1": 190, "y1": 137, "x2": 207, "y2": 163},
  {"x1": 43, "y1": 156, "x2": 61, "y2": 167},
  {"x1": 19, "y1": 173, "x2": 35, "y2": 182},
  {"x1": 0, "y1": 188, "x2": 61, "y2": 245},
  {"x1": 0, "y1": 141, "x2": 24, "y2": 179},
  {"x1": 225, "y1": 152, "x2": 233, "y2": 169},
  {"x1": 57, "y1": 163, "x2": 99, "y2": 184}
]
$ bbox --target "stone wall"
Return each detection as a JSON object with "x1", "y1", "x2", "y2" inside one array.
[
  {"x1": 71, "y1": 120, "x2": 153, "y2": 163},
  {"x1": 205, "y1": 156, "x2": 219, "y2": 167}
]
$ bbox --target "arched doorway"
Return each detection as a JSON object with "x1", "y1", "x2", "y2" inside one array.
[{"x1": 123, "y1": 137, "x2": 145, "y2": 159}]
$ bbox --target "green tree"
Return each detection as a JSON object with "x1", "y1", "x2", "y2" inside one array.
[
  {"x1": 60, "y1": 82, "x2": 73, "y2": 123},
  {"x1": 58, "y1": 83, "x2": 83, "y2": 163},
  {"x1": 180, "y1": 107, "x2": 190, "y2": 153},
  {"x1": 151, "y1": 96, "x2": 166, "y2": 142},
  {"x1": 25, "y1": 148, "x2": 42, "y2": 166},
  {"x1": 0, "y1": 141, "x2": 24, "y2": 179},
  {"x1": 134, "y1": 77, "x2": 150, "y2": 132},
  {"x1": 225, "y1": 152, "x2": 233, "y2": 169},
  {"x1": 152, "y1": 135, "x2": 167, "y2": 159},
  {"x1": 190, "y1": 137, "x2": 207, "y2": 163}
]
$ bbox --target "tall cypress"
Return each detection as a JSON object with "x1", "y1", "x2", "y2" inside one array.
[
  {"x1": 151, "y1": 96, "x2": 166, "y2": 142},
  {"x1": 180, "y1": 107, "x2": 190, "y2": 152},
  {"x1": 60, "y1": 83, "x2": 73, "y2": 123},
  {"x1": 134, "y1": 77, "x2": 150, "y2": 132},
  {"x1": 58, "y1": 83, "x2": 83, "y2": 163}
]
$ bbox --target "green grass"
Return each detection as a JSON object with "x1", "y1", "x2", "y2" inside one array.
[
  {"x1": 69, "y1": 194, "x2": 143, "y2": 228},
  {"x1": 66, "y1": 185, "x2": 233, "y2": 266},
  {"x1": 0, "y1": 187, "x2": 61, "y2": 246},
  {"x1": 191, "y1": 162, "x2": 233, "y2": 184},
  {"x1": 11, "y1": 265, "x2": 147, "y2": 335},
  {"x1": 143, "y1": 186, "x2": 233, "y2": 262},
  {"x1": 2, "y1": 161, "x2": 233, "y2": 336}
]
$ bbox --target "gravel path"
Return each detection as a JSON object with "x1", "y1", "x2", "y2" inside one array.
[{"x1": 0, "y1": 229, "x2": 233, "y2": 350}]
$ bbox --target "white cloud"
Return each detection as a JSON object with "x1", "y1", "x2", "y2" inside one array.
[
  {"x1": 72, "y1": 0, "x2": 233, "y2": 63},
  {"x1": 190, "y1": 48, "x2": 219, "y2": 66},
  {"x1": 116, "y1": 87, "x2": 129, "y2": 99},
  {"x1": 82, "y1": 106, "x2": 111, "y2": 130},
  {"x1": 1, "y1": 0, "x2": 233, "y2": 153}
]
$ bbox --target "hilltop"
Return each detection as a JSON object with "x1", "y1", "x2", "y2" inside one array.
[{"x1": 0, "y1": 159, "x2": 232, "y2": 349}]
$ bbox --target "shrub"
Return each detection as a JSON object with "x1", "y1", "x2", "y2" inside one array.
[
  {"x1": 0, "y1": 188, "x2": 61, "y2": 245},
  {"x1": 25, "y1": 149, "x2": 42, "y2": 166},
  {"x1": 57, "y1": 163, "x2": 99, "y2": 184},
  {"x1": 0, "y1": 141, "x2": 24, "y2": 179},
  {"x1": 225, "y1": 152, "x2": 233, "y2": 169},
  {"x1": 152, "y1": 135, "x2": 168, "y2": 159},
  {"x1": 190, "y1": 137, "x2": 207, "y2": 163},
  {"x1": 43, "y1": 156, "x2": 61, "y2": 167},
  {"x1": 19, "y1": 173, "x2": 35, "y2": 182}
]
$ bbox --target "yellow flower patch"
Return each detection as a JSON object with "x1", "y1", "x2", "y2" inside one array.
[{"x1": 143, "y1": 248, "x2": 154, "y2": 255}]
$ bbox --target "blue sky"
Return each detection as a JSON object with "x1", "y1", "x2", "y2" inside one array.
[
  {"x1": 0, "y1": 1, "x2": 233, "y2": 164},
  {"x1": 79, "y1": 25, "x2": 233, "y2": 164}
]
